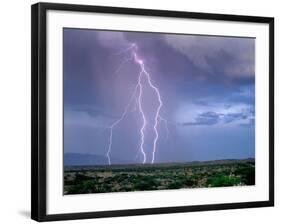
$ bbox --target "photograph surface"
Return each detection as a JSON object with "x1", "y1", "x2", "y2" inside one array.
[{"x1": 63, "y1": 28, "x2": 255, "y2": 195}]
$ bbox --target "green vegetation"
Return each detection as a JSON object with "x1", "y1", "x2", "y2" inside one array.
[{"x1": 64, "y1": 159, "x2": 255, "y2": 195}]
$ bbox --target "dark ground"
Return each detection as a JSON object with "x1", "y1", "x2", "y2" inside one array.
[{"x1": 64, "y1": 159, "x2": 255, "y2": 195}]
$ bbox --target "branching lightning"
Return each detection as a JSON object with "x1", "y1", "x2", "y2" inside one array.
[
  {"x1": 106, "y1": 84, "x2": 139, "y2": 165},
  {"x1": 106, "y1": 43, "x2": 169, "y2": 165}
]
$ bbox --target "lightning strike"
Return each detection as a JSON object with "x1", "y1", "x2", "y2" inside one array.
[
  {"x1": 106, "y1": 84, "x2": 139, "y2": 165},
  {"x1": 106, "y1": 43, "x2": 168, "y2": 165},
  {"x1": 132, "y1": 51, "x2": 163, "y2": 164}
]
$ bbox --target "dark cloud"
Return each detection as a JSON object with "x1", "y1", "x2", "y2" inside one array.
[
  {"x1": 164, "y1": 34, "x2": 255, "y2": 82},
  {"x1": 73, "y1": 107, "x2": 102, "y2": 118},
  {"x1": 181, "y1": 107, "x2": 253, "y2": 126},
  {"x1": 182, "y1": 111, "x2": 221, "y2": 126},
  {"x1": 65, "y1": 105, "x2": 120, "y2": 121},
  {"x1": 223, "y1": 113, "x2": 248, "y2": 123}
]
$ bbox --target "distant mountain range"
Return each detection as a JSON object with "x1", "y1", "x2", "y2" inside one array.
[
  {"x1": 64, "y1": 153, "x2": 131, "y2": 166},
  {"x1": 64, "y1": 153, "x2": 254, "y2": 167}
]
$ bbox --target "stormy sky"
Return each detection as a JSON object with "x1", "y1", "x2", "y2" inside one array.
[{"x1": 63, "y1": 28, "x2": 255, "y2": 164}]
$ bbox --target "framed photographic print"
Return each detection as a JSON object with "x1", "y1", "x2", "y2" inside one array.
[{"x1": 31, "y1": 2, "x2": 274, "y2": 222}]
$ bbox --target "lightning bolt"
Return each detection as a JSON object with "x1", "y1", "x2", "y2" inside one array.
[
  {"x1": 106, "y1": 84, "x2": 138, "y2": 165},
  {"x1": 106, "y1": 43, "x2": 168, "y2": 165}
]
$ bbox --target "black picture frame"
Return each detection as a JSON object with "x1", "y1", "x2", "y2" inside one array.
[{"x1": 31, "y1": 2, "x2": 274, "y2": 222}]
